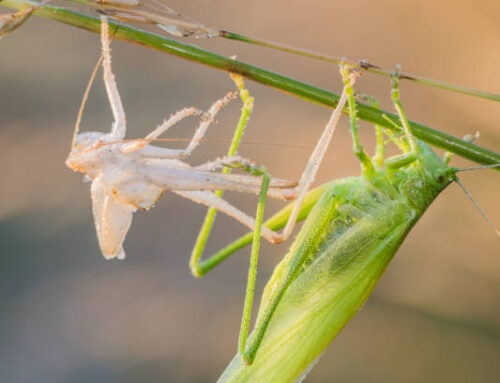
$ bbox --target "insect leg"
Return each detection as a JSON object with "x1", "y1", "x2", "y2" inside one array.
[
  {"x1": 185, "y1": 165, "x2": 285, "y2": 277},
  {"x1": 385, "y1": 66, "x2": 420, "y2": 169},
  {"x1": 391, "y1": 65, "x2": 418, "y2": 153},
  {"x1": 237, "y1": 169, "x2": 269, "y2": 361},
  {"x1": 123, "y1": 91, "x2": 237, "y2": 155},
  {"x1": 190, "y1": 74, "x2": 254, "y2": 277},
  {"x1": 184, "y1": 163, "x2": 281, "y2": 366},
  {"x1": 340, "y1": 66, "x2": 376, "y2": 177},
  {"x1": 172, "y1": 187, "x2": 279, "y2": 248},
  {"x1": 176, "y1": 91, "x2": 239, "y2": 158},
  {"x1": 120, "y1": 107, "x2": 203, "y2": 153},
  {"x1": 100, "y1": 16, "x2": 127, "y2": 140},
  {"x1": 268, "y1": 66, "x2": 359, "y2": 243},
  {"x1": 355, "y1": 93, "x2": 386, "y2": 168}
]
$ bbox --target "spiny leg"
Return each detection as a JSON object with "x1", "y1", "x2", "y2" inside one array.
[
  {"x1": 340, "y1": 66, "x2": 376, "y2": 178},
  {"x1": 181, "y1": 164, "x2": 274, "y2": 363},
  {"x1": 385, "y1": 65, "x2": 420, "y2": 169},
  {"x1": 121, "y1": 107, "x2": 203, "y2": 153},
  {"x1": 391, "y1": 65, "x2": 417, "y2": 153},
  {"x1": 173, "y1": 185, "x2": 278, "y2": 244},
  {"x1": 381, "y1": 114, "x2": 407, "y2": 151},
  {"x1": 237, "y1": 168, "x2": 269, "y2": 361},
  {"x1": 355, "y1": 92, "x2": 385, "y2": 168},
  {"x1": 190, "y1": 74, "x2": 254, "y2": 277},
  {"x1": 195, "y1": 155, "x2": 263, "y2": 173},
  {"x1": 183, "y1": 161, "x2": 275, "y2": 364},
  {"x1": 121, "y1": 91, "x2": 237, "y2": 155},
  {"x1": 273, "y1": 66, "x2": 360, "y2": 242},
  {"x1": 100, "y1": 16, "x2": 126, "y2": 140},
  {"x1": 176, "y1": 91, "x2": 238, "y2": 158}
]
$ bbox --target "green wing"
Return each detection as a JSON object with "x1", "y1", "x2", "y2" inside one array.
[{"x1": 218, "y1": 187, "x2": 414, "y2": 383}]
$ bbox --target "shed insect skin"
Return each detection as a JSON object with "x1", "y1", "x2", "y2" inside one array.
[
  {"x1": 83, "y1": 0, "x2": 219, "y2": 38},
  {"x1": 0, "y1": 2, "x2": 39, "y2": 38},
  {"x1": 94, "y1": 0, "x2": 142, "y2": 7},
  {"x1": 66, "y1": 16, "x2": 297, "y2": 260}
]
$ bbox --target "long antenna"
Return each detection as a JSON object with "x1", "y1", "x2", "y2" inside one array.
[
  {"x1": 456, "y1": 164, "x2": 500, "y2": 172},
  {"x1": 456, "y1": 178, "x2": 500, "y2": 238},
  {"x1": 71, "y1": 53, "x2": 104, "y2": 150}
]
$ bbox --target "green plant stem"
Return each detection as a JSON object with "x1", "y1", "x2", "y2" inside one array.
[
  {"x1": 2, "y1": 0, "x2": 500, "y2": 168},
  {"x1": 59, "y1": 0, "x2": 500, "y2": 103}
]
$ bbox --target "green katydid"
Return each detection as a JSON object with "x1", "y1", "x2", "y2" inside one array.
[{"x1": 189, "y1": 65, "x2": 498, "y2": 382}]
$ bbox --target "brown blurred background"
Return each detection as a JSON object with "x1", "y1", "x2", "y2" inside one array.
[{"x1": 1, "y1": 0, "x2": 500, "y2": 382}]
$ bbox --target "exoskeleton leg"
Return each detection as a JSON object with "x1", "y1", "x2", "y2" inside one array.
[
  {"x1": 173, "y1": 171, "x2": 276, "y2": 249},
  {"x1": 271, "y1": 67, "x2": 360, "y2": 243},
  {"x1": 121, "y1": 107, "x2": 203, "y2": 154},
  {"x1": 190, "y1": 74, "x2": 256, "y2": 276},
  {"x1": 100, "y1": 16, "x2": 127, "y2": 140},
  {"x1": 121, "y1": 91, "x2": 238, "y2": 155}
]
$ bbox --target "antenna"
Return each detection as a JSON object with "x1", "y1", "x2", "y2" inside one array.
[
  {"x1": 71, "y1": 53, "x2": 104, "y2": 150},
  {"x1": 456, "y1": 164, "x2": 500, "y2": 172},
  {"x1": 455, "y1": 178, "x2": 500, "y2": 238}
]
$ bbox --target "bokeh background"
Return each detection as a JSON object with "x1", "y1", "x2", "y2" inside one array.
[{"x1": 1, "y1": 0, "x2": 500, "y2": 382}]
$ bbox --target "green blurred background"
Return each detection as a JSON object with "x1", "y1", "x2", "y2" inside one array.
[{"x1": 1, "y1": 0, "x2": 499, "y2": 382}]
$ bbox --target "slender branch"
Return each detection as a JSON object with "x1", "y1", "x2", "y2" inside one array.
[
  {"x1": 220, "y1": 31, "x2": 500, "y2": 103},
  {"x1": 2, "y1": 0, "x2": 500, "y2": 168},
  {"x1": 59, "y1": 0, "x2": 500, "y2": 103}
]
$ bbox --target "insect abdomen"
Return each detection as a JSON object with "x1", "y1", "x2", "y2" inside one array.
[{"x1": 217, "y1": 171, "x2": 437, "y2": 382}]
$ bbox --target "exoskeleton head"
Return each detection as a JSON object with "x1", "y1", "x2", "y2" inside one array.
[{"x1": 65, "y1": 131, "x2": 107, "y2": 173}]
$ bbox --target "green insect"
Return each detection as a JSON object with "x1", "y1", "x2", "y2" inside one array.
[{"x1": 189, "y1": 65, "x2": 497, "y2": 382}]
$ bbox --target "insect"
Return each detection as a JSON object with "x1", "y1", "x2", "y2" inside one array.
[
  {"x1": 70, "y1": 0, "x2": 220, "y2": 38},
  {"x1": 65, "y1": 16, "x2": 302, "y2": 260},
  {"x1": 61, "y1": 12, "x2": 498, "y2": 382},
  {"x1": 187, "y1": 66, "x2": 498, "y2": 381},
  {"x1": 0, "y1": 0, "x2": 46, "y2": 38}
]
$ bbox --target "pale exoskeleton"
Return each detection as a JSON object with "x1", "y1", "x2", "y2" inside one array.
[
  {"x1": 71, "y1": 0, "x2": 220, "y2": 38},
  {"x1": 66, "y1": 16, "x2": 299, "y2": 260},
  {"x1": 0, "y1": 1, "x2": 48, "y2": 38}
]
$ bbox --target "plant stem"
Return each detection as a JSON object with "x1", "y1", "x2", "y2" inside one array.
[
  {"x1": 220, "y1": 31, "x2": 500, "y2": 103},
  {"x1": 2, "y1": 0, "x2": 500, "y2": 168}
]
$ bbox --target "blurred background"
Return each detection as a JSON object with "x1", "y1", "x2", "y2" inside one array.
[{"x1": 1, "y1": 0, "x2": 500, "y2": 382}]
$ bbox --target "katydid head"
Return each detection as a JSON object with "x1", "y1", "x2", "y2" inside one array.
[
  {"x1": 415, "y1": 140, "x2": 457, "y2": 188},
  {"x1": 392, "y1": 140, "x2": 457, "y2": 212},
  {"x1": 409, "y1": 142, "x2": 499, "y2": 237}
]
